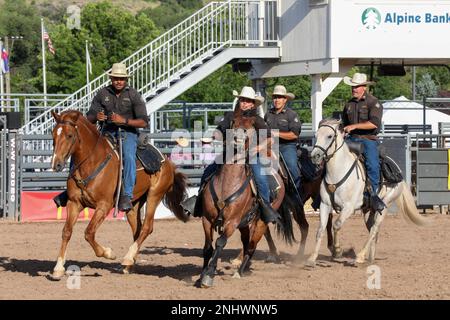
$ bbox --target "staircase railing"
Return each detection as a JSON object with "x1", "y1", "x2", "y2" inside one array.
[{"x1": 23, "y1": 0, "x2": 279, "y2": 134}]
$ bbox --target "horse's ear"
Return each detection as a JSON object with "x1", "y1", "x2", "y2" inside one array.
[
  {"x1": 72, "y1": 111, "x2": 81, "y2": 123},
  {"x1": 51, "y1": 110, "x2": 60, "y2": 123},
  {"x1": 338, "y1": 121, "x2": 344, "y2": 133}
]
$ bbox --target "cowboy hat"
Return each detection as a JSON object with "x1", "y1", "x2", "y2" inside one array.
[
  {"x1": 272, "y1": 85, "x2": 295, "y2": 100},
  {"x1": 232, "y1": 86, "x2": 265, "y2": 107},
  {"x1": 343, "y1": 73, "x2": 375, "y2": 86},
  {"x1": 200, "y1": 137, "x2": 213, "y2": 144},
  {"x1": 107, "y1": 63, "x2": 130, "y2": 78},
  {"x1": 175, "y1": 137, "x2": 190, "y2": 148}
]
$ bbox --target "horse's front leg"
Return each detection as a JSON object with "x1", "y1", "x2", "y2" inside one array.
[
  {"x1": 52, "y1": 200, "x2": 83, "y2": 280},
  {"x1": 84, "y1": 202, "x2": 115, "y2": 260},
  {"x1": 200, "y1": 221, "x2": 237, "y2": 288},
  {"x1": 305, "y1": 201, "x2": 332, "y2": 268}
]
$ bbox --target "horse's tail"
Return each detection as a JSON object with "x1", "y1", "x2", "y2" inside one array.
[
  {"x1": 275, "y1": 193, "x2": 297, "y2": 246},
  {"x1": 394, "y1": 181, "x2": 430, "y2": 227},
  {"x1": 164, "y1": 169, "x2": 189, "y2": 223}
]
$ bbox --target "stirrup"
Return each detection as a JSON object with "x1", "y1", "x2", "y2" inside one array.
[{"x1": 180, "y1": 195, "x2": 197, "y2": 215}]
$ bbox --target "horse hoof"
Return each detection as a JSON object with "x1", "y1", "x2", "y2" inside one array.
[
  {"x1": 230, "y1": 258, "x2": 242, "y2": 268},
  {"x1": 122, "y1": 265, "x2": 133, "y2": 274},
  {"x1": 232, "y1": 272, "x2": 241, "y2": 279},
  {"x1": 332, "y1": 249, "x2": 343, "y2": 259},
  {"x1": 304, "y1": 260, "x2": 316, "y2": 268},
  {"x1": 265, "y1": 254, "x2": 280, "y2": 264},
  {"x1": 201, "y1": 275, "x2": 214, "y2": 288},
  {"x1": 103, "y1": 248, "x2": 116, "y2": 260},
  {"x1": 51, "y1": 269, "x2": 65, "y2": 280},
  {"x1": 121, "y1": 258, "x2": 134, "y2": 267}
]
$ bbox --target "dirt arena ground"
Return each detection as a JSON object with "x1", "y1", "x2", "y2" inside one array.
[{"x1": 1, "y1": 213, "x2": 449, "y2": 300}]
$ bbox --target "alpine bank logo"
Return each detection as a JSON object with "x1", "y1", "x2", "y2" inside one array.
[{"x1": 362, "y1": 7, "x2": 381, "y2": 29}]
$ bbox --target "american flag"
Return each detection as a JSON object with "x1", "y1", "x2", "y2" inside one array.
[{"x1": 43, "y1": 26, "x2": 55, "y2": 55}]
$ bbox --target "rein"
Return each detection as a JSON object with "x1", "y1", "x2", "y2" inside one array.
[
  {"x1": 209, "y1": 172, "x2": 251, "y2": 233},
  {"x1": 55, "y1": 119, "x2": 112, "y2": 189},
  {"x1": 313, "y1": 123, "x2": 360, "y2": 213}
]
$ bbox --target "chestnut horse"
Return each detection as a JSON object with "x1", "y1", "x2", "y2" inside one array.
[
  {"x1": 50, "y1": 110, "x2": 188, "y2": 279},
  {"x1": 199, "y1": 112, "x2": 294, "y2": 287}
]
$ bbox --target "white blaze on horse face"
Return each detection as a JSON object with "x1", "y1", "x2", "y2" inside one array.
[{"x1": 51, "y1": 126, "x2": 63, "y2": 169}]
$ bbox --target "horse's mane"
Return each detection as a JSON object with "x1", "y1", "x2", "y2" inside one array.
[
  {"x1": 319, "y1": 118, "x2": 342, "y2": 128},
  {"x1": 60, "y1": 110, "x2": 100, "y2": 136}
]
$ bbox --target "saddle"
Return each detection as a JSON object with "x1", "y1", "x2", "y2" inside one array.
[
  {"x1": 104, "y1": 132, "x2": 165, "y2": 174},
  {"x1": 346, "y1": 141, "x2": 403, "y2": 184}
]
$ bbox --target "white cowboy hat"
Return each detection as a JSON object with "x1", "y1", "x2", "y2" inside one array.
[
  {"x1": 107, "y1": 63, "x2": 130, "y2": 78},
  {"x1": 200, "y1": 137, "x2": 213, "y2": 144},
  {"x1": 343, "y1": 73, "x2": 375, "y2": 86},
  {"x1": 272, "y1": 85, "x2": 295, "y2": 100},
  {"x1": 175, "y1": 137, "x2": 190, "y2": 147},
  {"x1": 232, "y1": 86, "x2": 265, "y2": 107}
]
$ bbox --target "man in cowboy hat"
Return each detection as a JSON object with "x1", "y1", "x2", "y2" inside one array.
[
  {"x1": 265, "y1": 85, "x2": 302, "y2": 198},
  {"x1": 181, "y1": 86, "x2": 281, "y2": 224},
  {"x1": 342, "y1": 72, "x2": 385, "y2": 212},
  {"x1": 53, "y1": 62, "x2": 148, "y2": 212}
]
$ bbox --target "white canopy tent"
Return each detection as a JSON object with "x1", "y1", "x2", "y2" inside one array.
[{"x1": 382, "y1": 96, "x2": 450, "y2": 134}]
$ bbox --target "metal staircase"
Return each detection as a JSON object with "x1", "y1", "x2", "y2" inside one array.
[{"x1": 22, "y1": 0, "x2": 280, "y2": 134}]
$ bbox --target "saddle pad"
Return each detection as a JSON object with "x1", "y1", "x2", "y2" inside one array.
[{"x1": 136, "y1": 142, "x2": 165, "y2": 174}]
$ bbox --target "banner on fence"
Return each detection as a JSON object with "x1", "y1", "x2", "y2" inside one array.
[{"x1": 19, "y1": 189, "x2": 197, "y2": 221}]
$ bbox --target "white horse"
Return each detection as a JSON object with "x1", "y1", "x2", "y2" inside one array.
[{"x1": 305, "y1": 119, "x2": 428, "y2": 267}]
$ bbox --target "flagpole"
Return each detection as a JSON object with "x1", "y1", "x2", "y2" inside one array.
[
  {"x1": 0, "y1": 41, "x2": 4, "y2": 109},
  {"x1": 41, "y1": 18, "x2": 47, "y2": 108},
  {"x1": 86, "y1": 40, "x2": 90, "y2": 98}
]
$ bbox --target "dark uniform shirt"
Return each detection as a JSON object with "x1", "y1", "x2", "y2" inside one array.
[
  {"x1": 86, "y1": 85, "x2": 148, "y2": 134},
  {"x1": 216, "y1": 111, "x2": 271, "y2": 138},
  {"x1": 342, "y1": 92, "x2": 383, "y2": 137},
  {"x1": 264, "y1": 106, "x2": 301, "y2": 144}
]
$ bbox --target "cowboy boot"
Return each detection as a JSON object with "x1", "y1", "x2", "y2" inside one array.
[
  {"x1": 370, "y1": 193, "x2": 386, "y2": 213},
  {"x1": 259, "y1": 200, "x2": 282, "y2": 225},
  {"x1": 118, "y1": 194, "x2": 133, "y2": 212},
  {"x1": 53, "y1": 191, "x2": 68, "y2": 208},
  {"x1": 180, "y1": 195, "x2": 198, "y2": 216}
]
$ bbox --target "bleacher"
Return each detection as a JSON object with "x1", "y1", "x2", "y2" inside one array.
[{"x1": 382, "y1": 124, "x2": 432, "y2": 135}]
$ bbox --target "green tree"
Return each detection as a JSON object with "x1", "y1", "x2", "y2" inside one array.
[{"x1": 31, "y1": 1, "x2": 161, "y2": 93}]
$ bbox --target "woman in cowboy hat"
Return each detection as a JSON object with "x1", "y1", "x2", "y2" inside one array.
[
  {"x1": 170, "y1": 137, "x2": 193, "y2": 165},
  {"x1": 265, "y1": 85, "x2": 303, "y2": 199},
  {"x1": 181, "y1": 86, "x2": 281, "y2": 224},
  {"x1": 53, "y1": 62, "x2": 148, "y2": 212},
  {"x1": 342, "y1": 72, "x2": 385, "y2": 213}
]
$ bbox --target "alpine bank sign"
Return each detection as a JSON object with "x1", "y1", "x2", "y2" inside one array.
[{"x1": 361, "y1": 7, "x2": 450, "y2": 29}]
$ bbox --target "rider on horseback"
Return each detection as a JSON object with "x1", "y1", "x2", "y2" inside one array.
[
  {"x1": 181, "y1": 86, "x2": 281, "y2": 224},
  {"x1": 342, "y1": 73, "x2": 386, "y2": 212},
  {"x1": 53, "y1": 63, "x2": 148, "y2": 212},
  {"x1": 265, "y1": 85, "x2": 302, "y2": 200}
]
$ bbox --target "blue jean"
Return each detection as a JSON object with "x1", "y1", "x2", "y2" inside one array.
[
  {"x1": 347, "y1": 136, "x2": 380, "y2": 193},
  {"x1": 279, "y1": 143, "x2": 301, "y2": 191},
  {"x1": 200, "y1": 157, "x2": 271, "y2": 204},
  {"x1": 108, "y1": 130, "x2": 138, "y2": 198}
]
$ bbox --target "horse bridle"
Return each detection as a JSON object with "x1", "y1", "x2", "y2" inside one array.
[
  {"x1": 313, "y1": 123, "x2": 359, "y2": 213},
  {"x1": 312, "y1": 124, "x2": 345, "y2": 162},
  {"x1": 55, "y1": 119, "x2": 111, "y2": 188}
]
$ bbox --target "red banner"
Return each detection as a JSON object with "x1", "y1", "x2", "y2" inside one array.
[{"x1": 20, "y1": 191, "x2": 125, "y2": 222}]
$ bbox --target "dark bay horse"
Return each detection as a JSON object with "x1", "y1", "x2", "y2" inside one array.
[
  {"x1": 232, "y1": 152, "x2": 334, "y2": 265},
  {"x1": 50, "y1": 110, "x2": 189, "y2": 279},
  {"x1": 199, "y1": 112, "x2": 294, "y2": 287}
]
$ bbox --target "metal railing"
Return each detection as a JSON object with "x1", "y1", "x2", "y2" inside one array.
[{"x1": 22, "y1": 0, "x2": 279, "y2": 135}]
